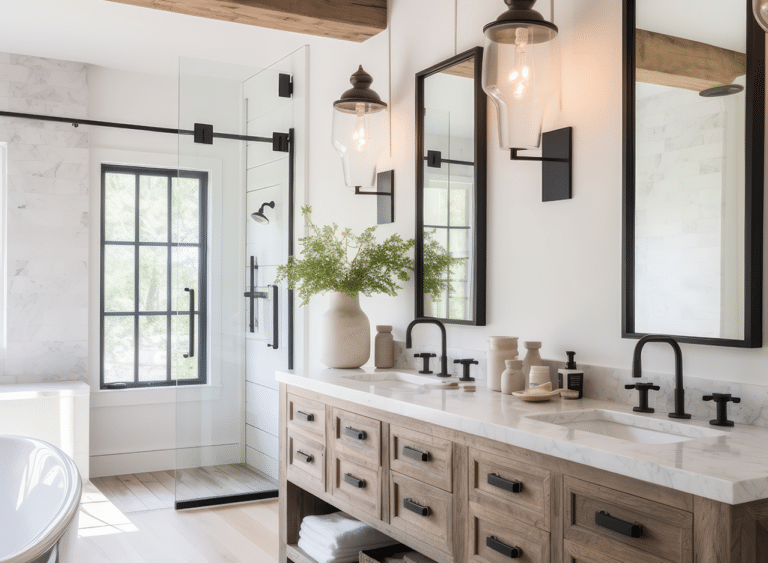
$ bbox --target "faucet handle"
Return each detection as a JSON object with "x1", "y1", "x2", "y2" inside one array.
[
  {"x1": 625, "y1": 382, "x2": 660, "y2": 413},
  {"x1": 415, "y1": 353, "x2": 437, "y2": 374},
  {"x1": 454, "y1": 359, "x2": 478, "y2": 382},
  {"x1": 702, "y1": 393, "x2": 740, "y2": 427}
]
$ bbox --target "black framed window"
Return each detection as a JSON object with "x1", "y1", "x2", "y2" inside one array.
[{"x1": 100, "y1": 164, "x2": 208, "y2": 389}]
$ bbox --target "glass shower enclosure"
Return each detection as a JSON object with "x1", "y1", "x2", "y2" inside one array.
[{"x1": 172, "y1": 53, "x2": 300, "y2": 509}]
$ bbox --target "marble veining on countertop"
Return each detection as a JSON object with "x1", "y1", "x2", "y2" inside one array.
[{"x1": 277, "y1": 368, "x2": 768, "y2": 505}]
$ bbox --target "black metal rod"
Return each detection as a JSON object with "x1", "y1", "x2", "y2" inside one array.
[
  {"x1": 0, "y1": 110, "x2": 277, "y2": 144},
  {"x1": 268, "y1": 284, "x2": 279, "y2": 350},
  {"x1": 423, "y1": 156, "x2": 475, "y2": 167}
]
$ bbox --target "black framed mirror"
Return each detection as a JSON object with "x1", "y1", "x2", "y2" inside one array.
[
  {"x1": 623, "y1": 0, "x2": 764, "y2": 347},
  {"x1": 415, "y1": 48, "x2": 487, "y2": 325}
]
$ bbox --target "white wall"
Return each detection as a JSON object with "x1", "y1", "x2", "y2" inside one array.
[{"x1": 4, "y1": 0, "x2": 767, "y2": 403}]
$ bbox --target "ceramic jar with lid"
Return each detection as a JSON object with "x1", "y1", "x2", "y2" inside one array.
[{"x1": 486, "y1": 336, "x2": 519, "y2": 392}]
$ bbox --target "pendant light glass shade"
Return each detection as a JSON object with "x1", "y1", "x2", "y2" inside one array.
[
  {"x1": 332, "y1": 66, "x2": 388, "y2": 189},
  {"x1": 482, "y1": 0, "x2": 561, "y2": 150},
  {"x1": 754, "y1": 0, "x2": 768, "y2": 32}
]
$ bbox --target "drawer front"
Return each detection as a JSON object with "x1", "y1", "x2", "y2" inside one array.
[
  {"x1": 469, "y1": 448, "x2": 550, "y2": 531},
  {"x1": 331, "y1": 455, "x2": 381, "y2": 519},
  {"x1": 470, "y1": 504, "x2": 550, "y2": 563},
  {"x1": 288, "y1": 430, "x2": 325, "y2": 489},
  {"x1": 564, "y1": 477, "x2": 693, "y2": 563},
  {"x1": 563, "y1": 539, "x2": 623, "y2": 563},
  {"x1": 333, "y1": 408, "x2": 381, "y2": 469},
  {"x1": 390, "y1": 425, "x2": 452, "y2": 492},
  {"x1": 390, "y1": 472, "x2": 453, "y2": 555},
  {"x1": 287, "y1": 394, "x2": 326, "y2": 441}
]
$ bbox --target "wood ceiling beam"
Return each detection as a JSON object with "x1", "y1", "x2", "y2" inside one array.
[
  {"x1": 636, "y1": 29, "x2": 747, "y2": 92},
  {"x1": 105, "y1": 0, "x2": 387, "y2": 42}
]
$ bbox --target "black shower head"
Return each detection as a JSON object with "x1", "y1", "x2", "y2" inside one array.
[{"x1": 251, "y1": 201, "x2": 275, "y2": 225}]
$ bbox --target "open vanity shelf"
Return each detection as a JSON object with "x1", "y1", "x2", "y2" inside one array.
[{"x1": 278, "y1": 382, "x2": 768, "y2": 563}]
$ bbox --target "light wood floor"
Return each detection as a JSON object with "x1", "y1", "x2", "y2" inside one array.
[
  {"x1": 77, "y1": 477, "x2": 279, "y2": 562},
  {"x1": 90, "y1": 464, "x2": 277, "y2": 512}
]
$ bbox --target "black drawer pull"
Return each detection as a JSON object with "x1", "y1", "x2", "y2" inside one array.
[
  {"x1": 403, "y1": 445, "x2": 430, "y2": 462},
  {"x1": 486, "y1": 536, "x2": 522, "y2": 559},
  {"x1": 488, "y1": 473, "x2": 523, "y2": 494},
  {"x1": 595, "y1": 511, "x2": 644, "y2": 538},
  {"x1": 296, "y1": 411, "x2": 314, "y2": 422},
  {"x1": 344, "y1": 473, "x2": 367, "y2": 489},
  {"x1": 403, "y1": 498, "x2": 431, "y2": 517},
  {"x1": 344, "y1": 426, "x2": 367, "y2": 441},
  {"x1": 296, "y1": 450, "x2": 314, "y2": 464}
]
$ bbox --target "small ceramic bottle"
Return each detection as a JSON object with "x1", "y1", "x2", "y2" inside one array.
[
  {"x1": 501, "y1": 360, "x2": 525, "y2": 394},
  {"x1": 522, "y1": 341, "x2": 546, "y2": 383},
  {"x1": 529, "y1": 365, "x2": 551, "y2": 387},
  {"x1": 486, "y1": 336, "x2": 519, "y2": 392},
  {"x1": 374, "y1": 325, "x2": 394, "y2": 368}
]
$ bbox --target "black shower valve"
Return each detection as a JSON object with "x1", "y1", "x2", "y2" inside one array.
[
  {"x1": 703, "y1": 393, "x2": 741, "y2": 427},
  {"x1": 415, "y1": 353, "x2": 437, "y2": 374}
]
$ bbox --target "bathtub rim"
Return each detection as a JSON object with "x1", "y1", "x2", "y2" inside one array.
[{"x1": 0, "y1": 435, "x2": 82, "y2": 563}]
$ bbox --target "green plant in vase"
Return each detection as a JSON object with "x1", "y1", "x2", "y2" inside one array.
[{"x1": 275, "y1": 206, "x2": 414, "y2": 368}]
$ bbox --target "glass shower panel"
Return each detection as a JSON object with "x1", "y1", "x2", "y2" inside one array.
[{"x1": 173, "y1": 56, "x2": 295, "y2": 508}]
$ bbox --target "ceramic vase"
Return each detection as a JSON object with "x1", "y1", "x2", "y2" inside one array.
[
  {"x1": 522, "y1": 341, "x2": 546, "y2": 384},
  {"x1": 320, "y1": 292, "x2": 370, "y2": 368},
  {"x1": 501, "y1": 360, "x2": 525, "y2": 394},
  {"x1": 486, "y1": 336, "x2": 519, "y2": 392},
  {"x1": 374, "y1": 325, "x2": 394, "y2": 368},
  {"x1": 529, "y1": 365, "x2": 551, "y2": 387}
]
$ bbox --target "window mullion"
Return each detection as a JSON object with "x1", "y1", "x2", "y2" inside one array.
[
  {"x1": 167, "y1": 174, "x2": 173, "y2": 383},
  {"x1": 134, "y1": 173, "x2": 140, "y2": 385}
]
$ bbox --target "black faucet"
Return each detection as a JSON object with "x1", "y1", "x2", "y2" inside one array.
[
  {"x1": 632, "y1": 335, "x2": 691, "y2": 419},
  {"x1": 405, "y1": 318, "x2": 450, "y2": 377}
]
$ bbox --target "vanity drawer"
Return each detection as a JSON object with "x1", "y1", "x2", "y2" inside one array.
[
  {"x1": 390, "y1": 425, "x2": 452, "y2": 492},
  {"x1": 331, "y1": 454, "x2": 381, "y2": 519},
  {"x1": 469, "y1": 504, "x2": 550, "y2": 563},
  {"x1": 563, "y1": 539, "x2": 623, "y2": 563},
  {"x1": 332, "y1": 408, "x2": 381, "y2": 469},
  {"x1": 287, "y1": 394, "x2": 326, "y2": 441},
  {"x1": 287, "y1": 430, "x2": 325, "y2": 489},
  {"x1": 469, "y1": 448, "x2": 550, "y2": 531},
  {"x1": 390, "y1": 471, "x2": 453, "y2": 555},
  {"x1": 563, "y1": 477, "x2": 693, "y2": 563}
]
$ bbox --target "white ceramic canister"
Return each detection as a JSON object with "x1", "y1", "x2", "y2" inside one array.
[
  {"x1": 486, "y1": 336, "x2": 519, "y2": 392},
  {"x1": 522, "y1": 341, "x2": 545, "y2": 381},
  {"x1": 529, "y1": 365, "x2": 551, "y2": 387},
  {"x1": 501, "y1": 359, "x2": 525, "y2": 394}
]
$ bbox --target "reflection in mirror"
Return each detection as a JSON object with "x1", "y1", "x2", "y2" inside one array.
[
  {"x1": 416, "y1": 48, "x2": 486, "y2": 325},
  {"x1": 624, "y1": 0, "x2": 764, "y2": 346}
]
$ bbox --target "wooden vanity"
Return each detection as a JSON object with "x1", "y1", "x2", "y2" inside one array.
[{"x1": 278, "y1": 383, "x2": 768, "y2": 563}]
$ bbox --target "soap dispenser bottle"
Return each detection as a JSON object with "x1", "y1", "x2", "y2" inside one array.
[{"x1": 558, "y1": 351, "x2": 584, "y2": 399}]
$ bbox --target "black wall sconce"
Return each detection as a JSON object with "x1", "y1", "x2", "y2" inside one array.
[
  {"x1": 482, "y1": 0, "x2": 573, "y2": 201},
  {"x1": 332, "y1": 66, "x2": 394, "y2": 224}
]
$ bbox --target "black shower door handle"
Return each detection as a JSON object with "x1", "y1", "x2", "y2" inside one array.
[
  {"x1": 267, "y1": 285, "x2": 279, "y2": 349},
  {"x1": 183, "y1": 288, "x2": 195, "y2": 359}
]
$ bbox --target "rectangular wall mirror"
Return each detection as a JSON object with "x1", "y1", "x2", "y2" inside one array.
[
  {"x1": 415, "y1": 48, "x2": 487, "y2": 325},
  {"x1": 623, "y1": 0, "x2": 764, "y2": 347}
]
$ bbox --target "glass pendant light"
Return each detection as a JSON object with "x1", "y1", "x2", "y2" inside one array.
[
  {"x1": 332, "y1": 66, "x2": 388, "y2": 189},
  {"x1": 482, "y1": 0, "x2": 561, "y2": 150},
  {"x1": 754, "y1": 0, "x2": 768, "y2": 32}
]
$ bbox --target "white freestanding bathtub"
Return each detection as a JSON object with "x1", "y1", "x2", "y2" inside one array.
[{"x1": 0, "y1": 436, "x2": 82, "y2": 563}]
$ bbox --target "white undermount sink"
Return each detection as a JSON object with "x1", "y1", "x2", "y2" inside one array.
[
  {"x1": 341, "y1": 371, "x2": 454, "y2": 392},
  {"x1": 525, "y1": 409, "x2": 726, "y2": 445}
]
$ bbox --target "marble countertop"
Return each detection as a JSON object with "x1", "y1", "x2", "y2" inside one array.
[{"x1": 277, "y1": 368, "x2": 768, "y2": 505}]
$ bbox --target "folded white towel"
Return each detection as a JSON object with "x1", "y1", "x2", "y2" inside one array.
[
  {"x1": 298, "y1": 534, "x2": 396, "y2": 562},
  {"x1": 300, "y1": 512, "x2": 393, "y2": 550},
  {"x1": 299, "y1": 523, "x2": 396, "y2": 552}
]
